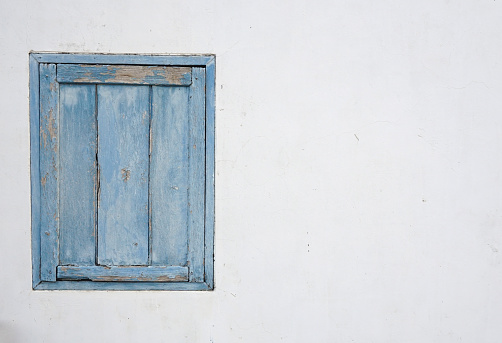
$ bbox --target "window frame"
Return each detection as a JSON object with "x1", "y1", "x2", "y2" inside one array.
[{"x1": 30, "y1": 53, "x2": 215, "y2": 291}]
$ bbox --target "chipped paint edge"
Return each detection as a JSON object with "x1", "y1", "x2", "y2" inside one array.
[{"x1": 58, "y1": 65, "x2": 192, "y2": 85}]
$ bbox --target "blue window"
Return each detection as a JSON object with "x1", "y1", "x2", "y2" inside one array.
[{"x1": 30, "y1": 53, "x2": 215, "y2": 290}]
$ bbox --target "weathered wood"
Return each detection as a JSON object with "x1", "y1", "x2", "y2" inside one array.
[
  {"x1": 97, "y1": 85, "x2": 150, "y2": 266},
  {"x1": 32, "y1": 53, "x2": 214, "y2": 66},
  {"x1": 57, "y1": 64, "x2": 191, "y2": 85},
  {"x1": 35, "y1": 280, "x2": 211, "y2": 291},
  {"x1": 39, "y1": 63, "x2": 59, "y2": 282},
  {"x1": 57, "y1": 266, "x2": 188, "y2": 282},
  {"x1": 59, "y1": 84, "x2": 97, "y2": 266},
  {"x1": 205, "y1": 59, "x2": 216, "y2": 289},
  {"x1": 150, "y1": 86, "x2": 190, "y2": 266},
  {"x1": 188, "y1": 68, "x2": 206, "y2": 282},
  {"x1": 31, "y1": 54, "x2": 216, "y2": 290},
  {"x1": 30, "y1": 54, "x2": 42, "y2": 288}
]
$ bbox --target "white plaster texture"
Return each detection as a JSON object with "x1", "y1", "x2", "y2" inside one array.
[{"x1": 1, "y1": 1, "x2": 502, "y2": 342}]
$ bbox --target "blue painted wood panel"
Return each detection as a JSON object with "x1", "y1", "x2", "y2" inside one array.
[
  {"x1": 59, "y1": 84, "x2": 97, "y2": 266},
  {"x1": 188, "y1": 68, "x2": 206, "y2": 282},
  {"x1": 30, "y1": 55, "x2": 42, "y2": 288},
  {"x1": 31, "y1": 54, "x2": 215, "y2": 290},
  {"x1": 150, "y1": 86, "x2": 190, "y2": 266},
  {"x1": 204, "y1": 59, "x2": 216, "y2": 289},
  {"x1": 57, "y1": 266, "x2": 188, "y2": 282},
  {"x1": 39, "y1": 63, "x2": 59, "y2": 281},
  {"x1": 97, "y1": 85, "x2": 150, "y2": 266},
  {"x1": 35, "y1": 280, "x2": 211, "y2": 291},
  {"x1": 33, "y1": 53, "x2": 214, "y2": 66},
  {"x1": 57, "y1": 65, "x2": 191, "y2": 86}
]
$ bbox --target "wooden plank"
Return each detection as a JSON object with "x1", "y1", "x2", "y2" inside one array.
[
  {"x1": 35, "y1": 280, "x2": 211, "y2": 291},
  {"x1": 205, "y1": 59, "x2": 216, "y2": 288},
  {"x1": 59, "y1": 84, "x2": 97, "y2": 266},
  {"x1": 187, "y1": 68, "x2": 206, "y2": 282},
  {"x1": 57, "y1": 65, "x2": 191, "y2": 86},
  {"x1": 39, "y1": 63, "x2": 59, "y2": 281},
  {"x1": 57, "y1": 266, "x2": 188, "y2": 282},
  {"x1": 30, "y1": 55, "x2": 42, "y2": 288},
  {"x1": 150, "y1": 86, "x2": 190, "y2": 266},
  {"x1": 97, "y1": 85, "x2": 150, "y2": 266},
  {"x1": 32, "y1": 53, "x2": 214, "y2": 66}
]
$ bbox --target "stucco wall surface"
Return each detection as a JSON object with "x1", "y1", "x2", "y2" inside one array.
[{"x1": 1, "y1": 1, "x2": 502, "y2": 342}]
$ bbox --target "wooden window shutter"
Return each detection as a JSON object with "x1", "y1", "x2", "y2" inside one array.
[{"x1": 30, "y1": 54, "x2": 214, "y2": 291}]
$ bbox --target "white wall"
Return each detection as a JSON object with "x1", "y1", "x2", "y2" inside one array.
[{"x1": 1, "y1": 1, "x2": 502, "y2": 342}]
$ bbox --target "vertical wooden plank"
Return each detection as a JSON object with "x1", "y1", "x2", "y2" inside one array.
[
  {"x1": 97, "y1": 85, "x2": 150, "y2": 266},
  {"x1": 204, "y1": 58, "x2": 215, "y2": 288},
  {"x1": 30, "y1": 55, "x2": 42, "y2": 287},
  {"x1": 150, "y1": 86, "x2": 190, "y2": 266},
  {"x1": 188, "y1": 68, "x2": 205, "y2": 282},
  {"x1": 59, "y1": 84, "x2": 97, "y2": 265},
  {"x1": 39, "y1": 63, "x2": 59, "y2": 281}
]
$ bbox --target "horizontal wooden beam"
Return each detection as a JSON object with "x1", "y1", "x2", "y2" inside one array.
[
  {"x1": 31, "y1": 53, "x2": 214, "y2": 66},
  {"x1": 57, "y1": 64, "x2": 192, "y2": 85},
  {"x1": 57, "y1": 266, "x2": 188, "y2": 282},
  {"x1": 34, "y1": 280, "x2": 212, "y2": 291}
]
